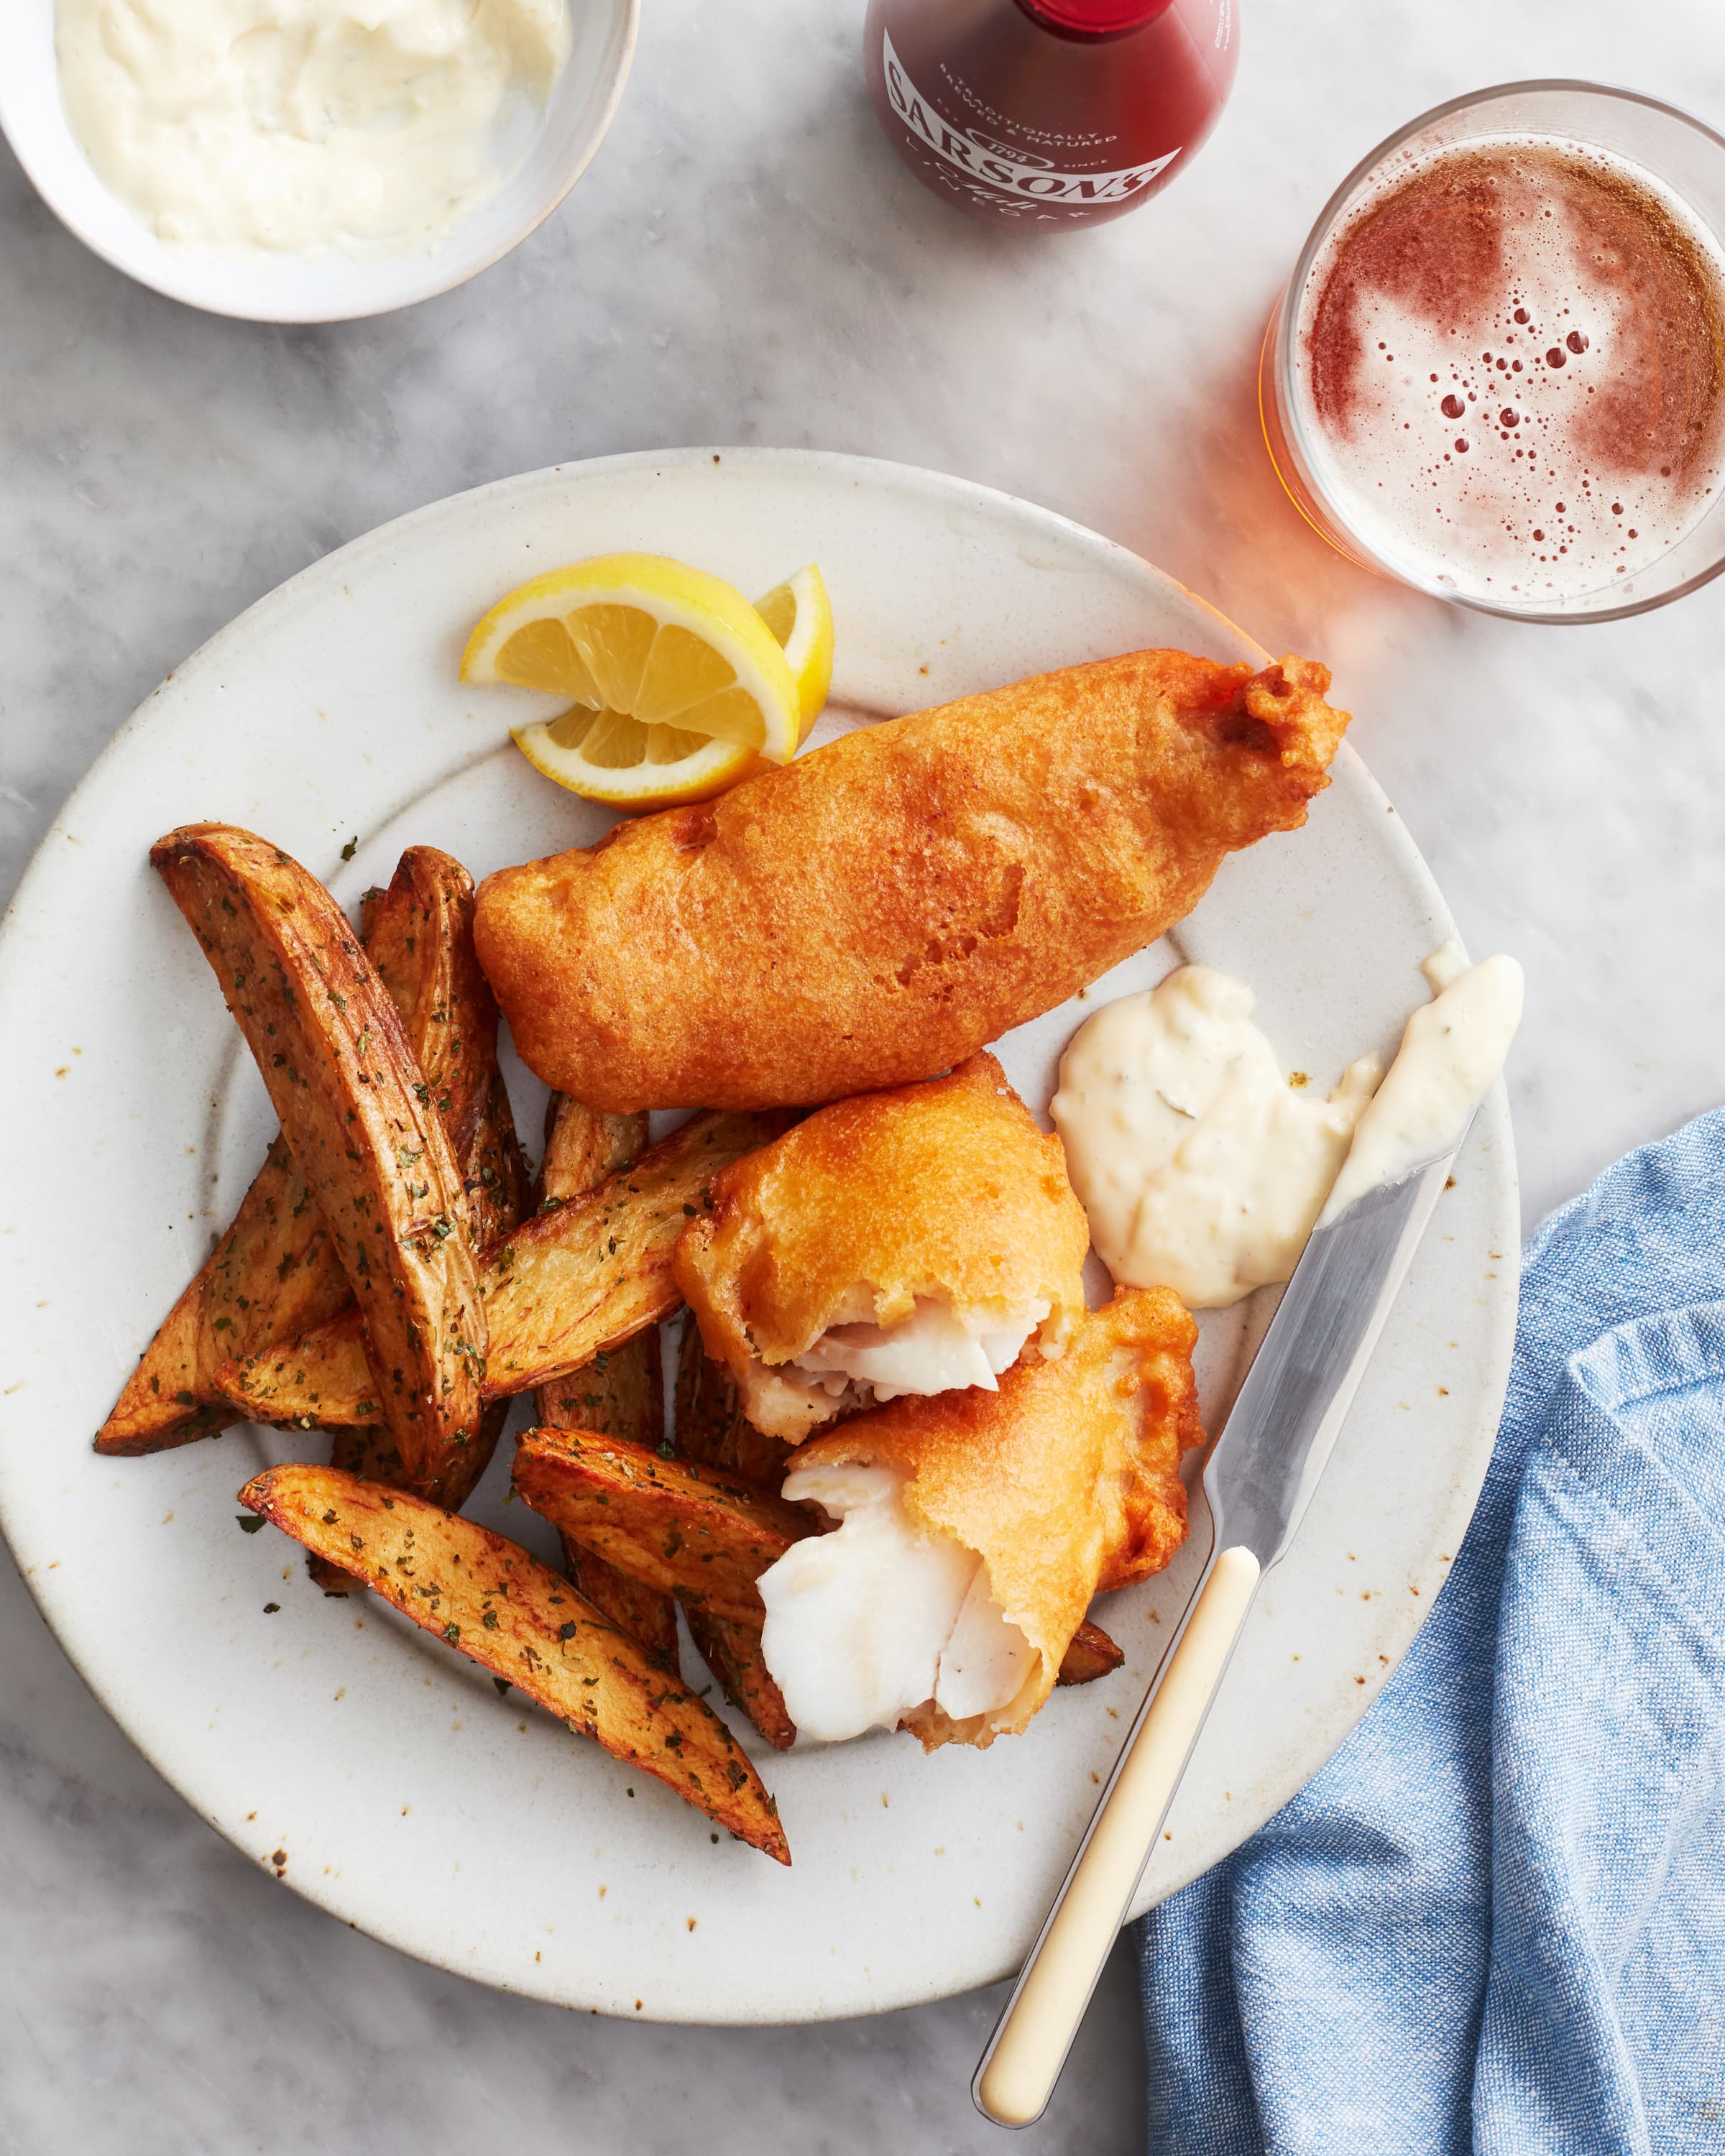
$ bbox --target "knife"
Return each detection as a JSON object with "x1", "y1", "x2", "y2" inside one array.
[{"x1": 972, "y1": 1134, "x2": 1469, "y2": 2129}]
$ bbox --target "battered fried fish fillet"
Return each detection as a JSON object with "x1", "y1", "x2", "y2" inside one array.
[
  {"x1": 474, "y1": 651, "x2": 1351, "y2": 1111},
  {"x1": 675, "y1": 1054, "x2": 1091, "y2": 1443},
  {"x1": 756, "y1": 1288, "x2": 1203, "y2": 1751}
]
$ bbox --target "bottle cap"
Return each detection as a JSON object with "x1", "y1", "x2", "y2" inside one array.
[{"x1": 1021, "y1": 0, "x2": 1177, "y2": 32}]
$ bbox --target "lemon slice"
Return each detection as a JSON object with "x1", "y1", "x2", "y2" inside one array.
[
  {"x1": 461, "y1": 553, "x2": 802, "y2": 810},
  {"x1": 754, "y1": 563, "x2": 834, "y2": 742}
]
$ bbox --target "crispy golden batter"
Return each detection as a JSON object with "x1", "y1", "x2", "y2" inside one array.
[
  {"x1": 791, "y1": 1287, "x2": 1203, "y2": 1751},
  {"x1": 675, "y1": 1054, "x2": 1090, "y2": 1441},
  {"x1": 474, "y1": 652, "x2": 1351, "y2": 1110}
]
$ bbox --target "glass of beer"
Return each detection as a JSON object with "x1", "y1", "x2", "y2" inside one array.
[{"x1": 1259, "y1": 82, "x2": 1725, "y2": 622}]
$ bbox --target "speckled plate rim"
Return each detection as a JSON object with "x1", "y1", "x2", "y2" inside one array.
[{"x1": 0, "y1": 448, "x2": 1518, "y2": 2023}]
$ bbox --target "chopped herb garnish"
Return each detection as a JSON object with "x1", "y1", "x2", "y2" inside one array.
[{"x1": 236, "y1": 1516, "x2": 264, "y2": 1534}]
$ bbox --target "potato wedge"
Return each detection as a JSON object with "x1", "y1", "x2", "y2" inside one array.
[
  {"x1": 672, "y1": 1315, "x2": 791, "y2": 1491},
  {"x1": 313, "y1": 1049, "x2": 533, "y2": 1590},
  {"x1": 238, "y1": 1464, "x2": 787, "y2": 1863},
  {"x1": 543, "y1": 1336, "x2": 678, "y2": 1658},
  {"x1": 100, "y1": 847, "x2": 492, "y2": 1458},
  {"x1": 97, "y1": 1262, "x2": 245, "y2": 1455},
  {"x1": 512, "y1": 1426, "x2": 815, "y2": 1625},
  {"x1": 483, "y1": 1110, "x2": 791, "y2": 1396},
  {"x1": 685, "y1": 1614, "x2": 798, "y2": 1752},
  {"x1": 541, "y1": 1332, "x2": 664, "y2": 1451},
  {"x1": 1057, "y1": 1617, "x2": 1125, "y2": 1687},
  {"x1": 561, "y1": 1526, "x2": 680, "y2": 1664},
  {"x1": 147, "y1": 825, "x2": 483, "y2": 1481},
  {"x1": 217, "y1": 1110, "x2": 786, "y2": 1425},
  {"x1": 99, "y1": 1140, "x2": 349, "y2": 1455},
  {"x1": 532, "y1": 1092, "x2": 656, "y2": 1443},
  {"x1": 529, "y1": 1094, "x2": 681, "y2": 1659},
  {"x1": 535, "y1": 1092, "x2": 645, "y2": 1210},
  {"x1": 231, "y1": 1307, "x2": 379, "y2": 1427},
  {"x1": 359, "y1": 849, "x2": 511, "y2": 1164},
  {"x1": 540, "y1": 1343, "x2": 680, "y2": 1636},
  {"x1": 670, "y1": 1319, "x2": 797, "y2": 1746}
]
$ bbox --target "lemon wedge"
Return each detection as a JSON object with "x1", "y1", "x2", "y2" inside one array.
[
  {"x1": 462, "y1": 553, "x2": 803, "y2": 810},
  {"x1": 754, "y1": 563, "x2": 834, "y2": 742}
]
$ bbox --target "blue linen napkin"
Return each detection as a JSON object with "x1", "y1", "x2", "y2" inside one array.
[{"x1": 1136, "y1": 1109, "x2": 1725, "y2": 2155}]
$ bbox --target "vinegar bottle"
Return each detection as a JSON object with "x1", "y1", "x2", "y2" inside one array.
[{"x1": 864, "y1": 0, "x2": 1238, "y2": 230}]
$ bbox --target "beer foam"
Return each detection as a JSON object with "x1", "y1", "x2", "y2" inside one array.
[{"x1": 1294, "y1": 134, "x2": 1725, "y2": 606}]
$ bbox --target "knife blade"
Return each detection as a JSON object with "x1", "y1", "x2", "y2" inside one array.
[
  {"x1": 1205, "y1": 1138, "x2": 1463, "y2": 1562},
  {"x1": 972, "y1": 1125, "x2": 1471, "y2": 2129}
]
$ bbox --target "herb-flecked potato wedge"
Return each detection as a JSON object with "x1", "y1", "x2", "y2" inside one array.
[
  {"x1": 313, "y1": 1055, "x2": 533, "y2": 1591},
  {"x1": 560, "y1": 1520, "x2": 681, "y2": 1664},
  {"x1": 101, "y1": 847, "x2": 501, "y2": 1457},
  {"x1": 671, "y1": 1319, "x2": 797, "y2": 1746},
  {"x1": 535, "y1": 1092, "x2": 645, "y2": 1212},
  {"x1": 216, "y1": 1111, "x2": 788, "y2": 1426},
  {"x1": 481, "y1": 1108, "x2": 793, "y2": 1396},
  {"x1": 684, "y1": 1613, "x2": 799, "y2": 1751},
  {"x1": 512, "y1": 1426, "x2": 816, "y2": 1625},
  {"x1": 150, "y1": 826, "x2": 483, "y2": 1481},
  {"x1": 531, "y1": 1095, "x2": 678, "y2": 1659},
  {"x1": 672, "y1": 1315, "x2": 792, "y2": 1491},
  {"x1": 237, "y1": 1464, "x2": 788, "y2": 1864},
  {"x1": 538, "y1": 1312, "x2": 680, "y2": 1649}
]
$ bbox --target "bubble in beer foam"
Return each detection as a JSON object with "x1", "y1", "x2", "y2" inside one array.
[{"x1": 1294, "y1": 134, "x2": 1725, "y2": 604}]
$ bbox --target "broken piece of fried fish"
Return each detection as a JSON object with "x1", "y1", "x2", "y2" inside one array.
[
  {"x1": 676, "y1": 1054, "x2": 1090, "y2": 1444},
  {"x1": 474, "y1": 650, "x2": 1351, "y2": 1110}
]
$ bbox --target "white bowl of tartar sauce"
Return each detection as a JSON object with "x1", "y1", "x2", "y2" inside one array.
[{"x1": 1, "y1": 0, "x2": 637, "y2": 322}]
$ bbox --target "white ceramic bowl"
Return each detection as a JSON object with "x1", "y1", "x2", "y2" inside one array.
[{"x1": 0, "y1": 0, "x2": 638, "y2": 323}]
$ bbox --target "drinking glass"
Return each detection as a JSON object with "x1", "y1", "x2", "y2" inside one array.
[{"x1": 1259, "y1": 81, "x2": 1725, "y2": 623}]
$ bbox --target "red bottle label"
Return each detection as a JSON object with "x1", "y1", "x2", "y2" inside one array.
[{"x1": 880, "y1": 27, "x2": 1183, "y2": 211}]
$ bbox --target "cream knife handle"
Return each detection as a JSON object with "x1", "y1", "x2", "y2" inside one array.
[{"x1": 973, "y1": 1544, "x2": 1262, "y2": 2129}]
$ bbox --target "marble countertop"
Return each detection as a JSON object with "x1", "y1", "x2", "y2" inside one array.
[{"x1": 5, "y1": 1, "x2": 1724, "y2": 2148}]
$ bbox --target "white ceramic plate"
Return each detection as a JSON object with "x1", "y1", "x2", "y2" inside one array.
[
  {"x1": 0, "y1": 0, "x2": 636, "y2": 323},
  {"x1": 0, "y1": 449, "x2": 1517, "y2": 2024}
]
